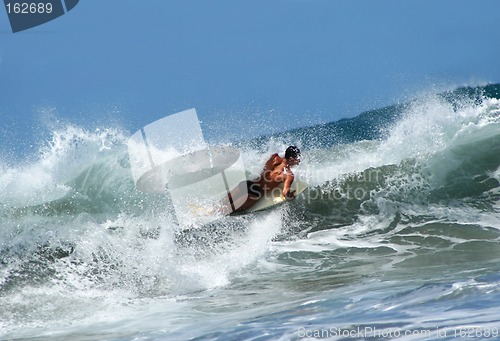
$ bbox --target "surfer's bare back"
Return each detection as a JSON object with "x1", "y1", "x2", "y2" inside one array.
[{"x1": 229, "y1": 146, "x2": 302, "y2": 213}]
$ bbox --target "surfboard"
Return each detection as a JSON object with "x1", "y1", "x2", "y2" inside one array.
[{"x1": 231, "y1": 179, "x2": 308, "y2": 215}]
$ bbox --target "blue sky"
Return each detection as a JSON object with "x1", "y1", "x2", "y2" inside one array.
[{"x1": 1, "y1": 0, "x2": 500, "y2": 158}]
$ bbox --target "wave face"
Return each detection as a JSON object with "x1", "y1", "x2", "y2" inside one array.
[{"x1": 1, "y1": 84, "x2": 500, "y2": 339}]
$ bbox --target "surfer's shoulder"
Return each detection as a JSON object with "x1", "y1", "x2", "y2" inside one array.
[
  {"x1": 263, "y1": 153, "x2": 281, "y2": 170},
  {"x1": 270, "y1": 153, "x2": 282, "y2": 165}
]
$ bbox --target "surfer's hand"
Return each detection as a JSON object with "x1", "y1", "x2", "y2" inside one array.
[{"x1": 285, "y1": 190, "x2": 296, "y2": 200}]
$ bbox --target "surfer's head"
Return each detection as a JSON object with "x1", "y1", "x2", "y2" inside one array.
[{"x1": 285, "y1": 146, "x2": 301, "y2": 165}]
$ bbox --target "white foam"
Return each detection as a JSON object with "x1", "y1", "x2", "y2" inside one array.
[
  {"x1": 175, "y1": 212, "x2": 283, "y2": 290},
  {"x1": 301, "y1": 95, "x2": 499, "y2": 189},
  {"x1": 0, "y1": 125, "x2": 127, "y2": 207}
]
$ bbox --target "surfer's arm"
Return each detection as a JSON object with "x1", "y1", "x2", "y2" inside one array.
[{"x1": 282, "y1": 170, "x2": 295, "y2": 199}]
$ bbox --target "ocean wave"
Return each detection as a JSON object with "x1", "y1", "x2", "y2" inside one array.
[{"x1": 0, "y1": 85, "x2": 499, "y2": 333}]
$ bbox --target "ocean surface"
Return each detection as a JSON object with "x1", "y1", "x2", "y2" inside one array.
[{"x1": 1, "y1": 84, "x2": 500, "y2": 340}]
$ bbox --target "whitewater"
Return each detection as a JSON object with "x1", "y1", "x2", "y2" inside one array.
[{"x1": 1, "y1": 85, "x2": 499, "y2": 340}]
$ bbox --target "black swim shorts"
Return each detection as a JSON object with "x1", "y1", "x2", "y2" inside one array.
[{"x1": 246, "y1": 180, "x2": 261, "y2": 198}]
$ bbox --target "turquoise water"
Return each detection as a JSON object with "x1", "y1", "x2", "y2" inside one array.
[{"x1": 1, "y1": 85, "x2": 499, "y2": 340}]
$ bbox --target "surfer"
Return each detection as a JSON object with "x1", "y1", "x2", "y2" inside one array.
[{"x1": 228, "y1": 146, "x2": 302, "y2": 213}]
